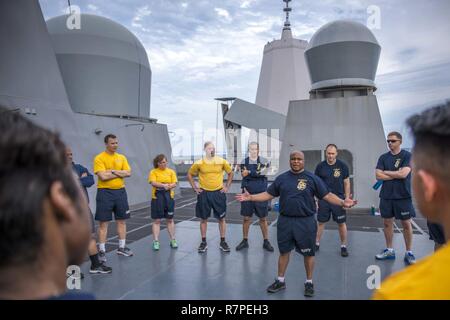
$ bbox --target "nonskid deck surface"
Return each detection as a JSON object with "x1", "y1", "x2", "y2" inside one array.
[{"x1": 80, "y1": 188, "x2": 434, "y2": 300}]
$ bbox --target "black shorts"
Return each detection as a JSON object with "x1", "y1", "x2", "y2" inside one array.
[
  {"x1": 427, "y1": 221, "x2": 445, "y2": 245},
  {"x1": 317, "y1": 199, "x2": 346, "y2": 224},
  {"x1": 95, "y1": 188, "x2": 130, "y2": 222},
  {"x1": 151, "y1": 190, "x2": 175, "y2": 220},
  {"x1": 195, "y1": 190, "x2": 227, "y2": 220},
  {"x1": 379, "y1": 198, "x2": 415, "y2": 220},
  {"x1": 240, "y1": 190, "x2": 268, "y2": 218},
  {"x1": 277, "y1": 215, "x2": 317, "y2": 256}
]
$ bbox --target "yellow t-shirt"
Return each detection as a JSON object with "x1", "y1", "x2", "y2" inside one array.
[
  {"x1": 372, "y1": 243, "x2": 450, "y2": 300},
  {"x1": 148, "y1": 168, "x2": 178, "y2": 199},
  {"x1": 188, "y1": 156, "x2": 232, "y2": 191},
  {"x1": 93, "y1": 151, "x2": 131, "y2": 189}
]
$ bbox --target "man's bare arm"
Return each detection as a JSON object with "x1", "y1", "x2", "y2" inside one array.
[
  {"x1": 376, "y1": 169, "x2": 394, "y2": 181},
  {"x1": 383, "y1": 167, "x2": 411, "y2": 179}
]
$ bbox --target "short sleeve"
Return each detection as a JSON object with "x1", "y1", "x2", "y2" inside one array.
[
  {"x1": 148, "y1": 169, "x2": 156, "y2": 183},
  {"x1": 188, "y1": 163, "x2": 199, "y2": 176},
  {"x1": 376, "y1": 155, "x2": 385, "y2": 170},
  {"x1": 171, "y1": 169, "x2": 178, "y2": 183},
  {"x1": 402, "y1": 151, "x2": 411, "y2": 168},
  {"x1": 267, "y1": 177, "x2": 280, "y2": 197},
  {"x1": 313, "y1": 175, "x2": 329, "y2": 199},
  {"x1": 342, "y1": 162, "x2": 350, "y2": 179},
  {"x1": 223, "y1": 159, "x2": 232, "y2": 174},
  {"x1": 93, "y1": 156, "x2": 105, "y2": 174},
  {"x1": 122, "y1": 156, "x2": 131, "y2": 171},
  {"x1": 314, "y1": 163, "x2": 321, "y2": 177}
]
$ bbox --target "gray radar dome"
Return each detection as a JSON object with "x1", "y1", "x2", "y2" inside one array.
[
  {"x1": 46, "y1": 14, "x2": 151, "y2": 117},
  {"x1": 305, "y1": 20, "x2": 381, "y2": 90}
]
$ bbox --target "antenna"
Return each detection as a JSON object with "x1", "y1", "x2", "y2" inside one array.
[{"x1": 283, "y1": 0, "x2": 292, "y2": 30}]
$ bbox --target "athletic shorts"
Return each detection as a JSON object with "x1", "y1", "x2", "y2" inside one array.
[
  {"x1": 277, "y1": 215, "x2": 317, "y2": 256},
  {"x1": 95, "y1": 188, "x2": 130, "y2": 221},
  {"x1": 317, "y1": 199, "x2": 346, "y2": 224},
  {"x1": 379, "y1": 198, "x2": 415, "y2": 220},
  {"x1": 151, "y1": 190, "x2": 175, "y2": 220},
  {"x1": 195, "y1": 190, "x2": 227, "y2": 220}
]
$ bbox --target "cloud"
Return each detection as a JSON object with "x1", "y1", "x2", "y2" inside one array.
[
  {"x1": 214, "y1": 8, "x2": 232, "y2": 22},
  {"x1": 131, "y1": 5, "x2": 151, "y2": 31},
  {"x1": 38, "y1": 0, "x2": 450, "y2": 153}
]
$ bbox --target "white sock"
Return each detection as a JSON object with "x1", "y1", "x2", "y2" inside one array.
[
  {"x1": 387, "y1": 248, "x2": 394, "y2": 252},
  {"x1": 305, "y1": 279, "x2": 313, "y2": 284},
  {"x1": 119, "y1": 239, "x2": 126, "y2": 249},
  {"x1": 99, "y1": 243, "x2": 106, "y2": 252},
  {"x1": 316, "y1": 242, "x2": 320, "y2": 246},
  {"x1": 277, "y1": 276, "x2": 285, "y2": 283},
  {"x1": 341, "y1": 244, "x2": 347, "y2": 248},
  {"x1": 406, "y1": 250, "x2": 413, "y2": 255}
]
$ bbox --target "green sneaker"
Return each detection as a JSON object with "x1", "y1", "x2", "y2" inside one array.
[
  {"x1": 152, "y1": 240, "x2": 160, "y2": 251},
  {"x1": 170, "y1": 239, "x2": 178, "y2": 249}
]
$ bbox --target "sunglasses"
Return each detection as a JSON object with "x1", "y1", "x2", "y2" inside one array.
[{"x1": 387, "y1": 140, "x2": 401, "y2": 144}]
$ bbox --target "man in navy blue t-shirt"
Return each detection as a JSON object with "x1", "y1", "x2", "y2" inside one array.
[
  {"x1": 315, "y1": 144, "x2": 351, "y2": 257},
  {"x1": 236, "y1": 142, "x2": 274, "y2": 252},
  {"x1": 236, "y1": 150, "x2": 357, "y2": 297},
  {"x1": 375, "y1": 131, "x2": 416, "y2": 265}
]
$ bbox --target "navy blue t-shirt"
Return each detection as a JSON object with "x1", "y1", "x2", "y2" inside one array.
[
  {"x1": 267, "y1": 170, "x2": 329, "y2": 217},
  {"x1": 314, "y1": 159, "x2": 349, "y2": 198},
  {"x1": 376, "y1": 150, "x2": 412, "y2": 199},
  {"x1": 240, "y1": 156, "x2": 269, "y2": 193}
]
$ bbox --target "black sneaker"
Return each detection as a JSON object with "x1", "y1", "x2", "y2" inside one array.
[
  {"x1": 90, "y1": 263, "x2": 113, "y2": 274},
  {"x1": 117, "y1": 247, "x2": 134, "y2": 257},
  {"x1": 80, "y1": 272, "x2": 85, "y2": 280},
  {"x1": 315, "y1": 243, "x2": 320, "y2": 252},
  {"x1": 236, "y1": 239, "x2": 249, "y2": 251},
  {"x1": 267, "y1": 279, "x2": 286, "y2": 293},
  {"x1": 98, "y1": 250, "x2": 107, "y2": 263},
  {"x1": 220, "y1": 241, "x2": 231, "y2": 252},
  {"x1": 341, "y1": 246, "x2": 349, "y2": 257},
  {"x1": 198, "y1": 241, "x2": 208, "y2": 253},
  {"x1": 304, "y1": 282, "x2": 314, "y2": 297},
  {"x1": 263, "y1": 240, "x2": 274, "y2": 252}
]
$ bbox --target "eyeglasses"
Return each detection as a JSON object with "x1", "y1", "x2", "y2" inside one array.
[{"x1": 387, "y1": 140, "x2": 400, "y2": 144}]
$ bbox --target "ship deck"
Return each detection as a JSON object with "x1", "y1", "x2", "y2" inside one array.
[{"x1": 79, "y1": 187, "x2": 434, "y2": 300}]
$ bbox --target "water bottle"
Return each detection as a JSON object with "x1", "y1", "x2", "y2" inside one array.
[{"x1": 371, "y1": 205, "x2": 375, "y2": 216}]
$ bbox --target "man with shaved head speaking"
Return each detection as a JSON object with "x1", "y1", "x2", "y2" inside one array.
[{"x1": 236, "y1": 151, "x2": 357, "y2": 297}]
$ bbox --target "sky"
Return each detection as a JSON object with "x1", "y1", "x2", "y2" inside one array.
[{"x1": 39, "y1": 0, "x2": 450, "y2": 156}]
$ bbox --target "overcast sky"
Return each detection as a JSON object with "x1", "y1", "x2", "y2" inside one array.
[{"x1": 39, "y1": 0, "x2": 450, "y2": 155}]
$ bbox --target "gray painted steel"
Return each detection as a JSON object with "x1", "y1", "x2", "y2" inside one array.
[
  {"x1": 305, "y1": 20, "x2": 381, "y2": 90},
  {"x1": 279, "y1": 94, "x2": 387, "y2": 208},
  {"x1": 79, "y1": 221, "x2": 434, "y2": 299},
  {"x1": 224, "y1": 99, "x2": 286, "y2": 136},
  {"x1": 46, "y1": 14, "x2": 152, "y2": 118},
  {"x1": 0, "y1": 0, "x2": 172, "y2": 208}
]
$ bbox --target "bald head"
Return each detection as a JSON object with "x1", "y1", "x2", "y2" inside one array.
[{"x1": 289, "y1": 150, "x2": 305, "y2": 173}]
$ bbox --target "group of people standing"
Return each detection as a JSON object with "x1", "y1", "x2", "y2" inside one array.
[
  {"x1": 69, "y1": 130, "x2": 421, "y2": 298},
  {"x1": 0, "y1": 101, "x2": 448, "y2": 300}
]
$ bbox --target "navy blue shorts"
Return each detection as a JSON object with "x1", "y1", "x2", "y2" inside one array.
[
  {"x1": 427, "y1": 221, "x2": 445, "y2": 245},
  {"x1": 95, "y1": 188, "x2": 130, "y2": 222},
  {"x1": 379, "y1": 198, "x2": 415, "y2": 220},
  {"x1": 195, "y1": 190, "x2": 227, "y2": 220},
  {"x1": 317, "y1": 199, "x2": 346, "y2": 224},
  {"x1": 151, "y1": 190, "x2": 175, "y2": 220},
  {"x1": 277, "y1": 215, "x2": 317, "y2": 256}
]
